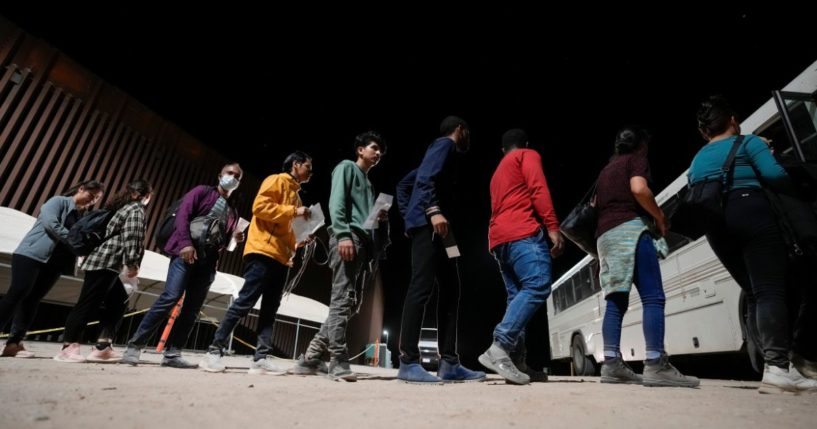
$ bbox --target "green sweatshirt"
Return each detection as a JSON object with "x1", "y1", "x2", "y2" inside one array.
[{"x1": 328, "y1": 159, "x2": 374, "y2": 241}]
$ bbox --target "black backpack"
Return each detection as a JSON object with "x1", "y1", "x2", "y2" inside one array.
[
  {"x1": 154, "y1": 198, "x2": 184, "y2": 253},
  {"x1": 66, "y1": 209, "x2": 118, "y2": 256}
]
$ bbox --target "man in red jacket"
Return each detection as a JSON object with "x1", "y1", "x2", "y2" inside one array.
[{"x1": 478, "y1": 129, "x2": 564, "y2": 385}]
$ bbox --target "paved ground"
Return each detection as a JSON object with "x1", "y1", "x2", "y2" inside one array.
[{"x1": 1, "y1": 342, "x2": 815, "y2": 428}]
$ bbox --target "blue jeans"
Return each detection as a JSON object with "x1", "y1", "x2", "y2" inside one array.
[
  {"x1": 128, "y1": 255, "x2": 217, "y2": 355},
  {"x1": 602, "y1": 233, "x2": 666, "y2": 359},
  {"x1": 209, "y1": 254, "x2": 287, "y2": 361},
  {"x1": 491, "y1": 229, "x2": 553, "y2": 353}
]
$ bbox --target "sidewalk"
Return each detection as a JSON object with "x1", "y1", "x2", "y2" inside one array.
[{"x1": 1, "y1": 341, "x2": 814, "y2": 429}]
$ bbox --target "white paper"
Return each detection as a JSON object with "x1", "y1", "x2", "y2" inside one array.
[
  {"x1": 362, "y1": 193, "x2": 393, "y2": 230},
  {"x1": 227, "y1": 217, "x2": 251, "y2": 251},
  {"x1": 119, "y1": 266, "x2": 139, "y2": 296},
  {"x1": 292, "y1": 203, "x2": 325, "y2": 243}
]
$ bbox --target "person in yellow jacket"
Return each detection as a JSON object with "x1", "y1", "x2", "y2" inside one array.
[{"x1": 200, "y1": 151, "x2": 313, "y2": 374}]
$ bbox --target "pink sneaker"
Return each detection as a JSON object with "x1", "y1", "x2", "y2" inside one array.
[
  {"x1": 86, "y1": 346, "x2": 122, "y2": 363},
  {"x1": 2, "y1": 342, "x2": 35, "y2": 358},
  {"x1": 53, "y1": 343, "x2": 87, "y2": 363}
]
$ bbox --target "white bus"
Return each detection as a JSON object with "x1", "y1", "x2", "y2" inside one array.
[{"x1": 548, "y1": 59, "x2": 817, "y2": 375}]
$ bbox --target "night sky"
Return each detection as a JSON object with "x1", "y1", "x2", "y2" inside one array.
[{"x1": 2, "y1": 5, "x2": 814, "y2": 366}]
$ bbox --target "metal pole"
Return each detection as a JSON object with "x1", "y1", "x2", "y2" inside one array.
[
  {"x1": 227, "y1": 295, "x2": 235, "y2": 354},
  {"x1": 293, "y1": 319, "x2": 301, "y2": 359}
]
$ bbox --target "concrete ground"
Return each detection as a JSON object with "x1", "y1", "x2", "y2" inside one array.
[{"x1": 0, "y1": 342, "x2": 815, "y2": 429}]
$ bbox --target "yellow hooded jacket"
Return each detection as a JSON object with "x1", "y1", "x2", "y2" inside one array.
[{"x1": 244, "y1": 173, "x2": 302, "y2": 265}]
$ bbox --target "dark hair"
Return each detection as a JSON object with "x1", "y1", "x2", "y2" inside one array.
[
  {"x1": 282, "y1": 151, "x2": 312, "y2": 172},
  {"x1": 501, "y1": 128, "x2": 528, "y2": 151},
  {"x1": 63, "y1": 180, "x2": 105, "y2": 197},
  {"x1": 614, "y1": 126, "x2": 651, "y2": 155},
  {"x1": 440, "y1": 116, "x2": 468, "y2": 136},
  {"x1": 222, "y1": 162, "x2": 243, "y2": 178},
  {"x1": 105, "y1": 179, "x2": 152, "y2": 211},
  {"x1": 697, "y1": 95, "x2": 737, "y2": 139},
  {"x1": 354, "y1": 131, "x2": 386, "y2": 155}
]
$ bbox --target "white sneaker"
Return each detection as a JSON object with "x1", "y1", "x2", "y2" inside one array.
[
  {"x1": 53, "y1": 343, "x2": 87, "y2": 363},
  {"x1": 759, "y1": 364, "x2": 817, "y2": 394},
  {"x1": 792, "y1": 353, "x2": 817, "y2": 380},
  {"x1": 248, "y1": 356, "x2": 285, "y2": 375},
  {"x1": 199, "y1": 352, "x2": 226, "y2": 373}
]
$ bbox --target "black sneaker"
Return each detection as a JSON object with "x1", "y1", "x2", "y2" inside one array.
[
  {"x1": 161, "y1": 356, "x2": 198, "y2": 369},
  {"x1": 600, "y1": 357, "x2": 642, "y2": 384}
]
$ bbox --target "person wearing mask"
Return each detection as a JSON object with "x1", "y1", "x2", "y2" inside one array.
[
  {"x1": 55, "y1": 180, "x2": 152, "y2": 362},
  {"x1": 0, "y1": 180, "x2": 104, "y2": 358},
  {"x1": 394, "y1": 116, "x2": 485, "y2": 383},
  {"x1": 690, "y1": 96, "x2": 817, "y2": 393},
  {"x1": 122, "y1": 164, "x2": 243, "y2": 368},
  {"x1": 596, "y1": 126, "x2": 698, "y2": 387},
  {"x1": 200, "y1": 152, "x2": 312, "y2": 374}
]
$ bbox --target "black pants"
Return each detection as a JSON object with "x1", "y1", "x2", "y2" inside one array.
[
  {"x1": 707, "y1": 189, "x2": 790, "y2": 368},
  {"x1": 62, "y1": 269, "x2": 128, "y2": 343},
  {"x1": 398, "y1": 225, "x2": 460, "y2": 364},
  {"x1": 787, "y1": 254, "x2": 817, "y2": 361},
  {"x1": 0, "y1": 254, "x2": 64, "y2": 344}
]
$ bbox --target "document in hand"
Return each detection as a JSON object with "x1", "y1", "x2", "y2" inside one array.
[
  {"x1": 362, "y1": 193, "x2": 393, "y2": 229},
  {"x1": 292, "y1": 203, "x2": 325, "y2": 243},
  {"x1": 227, "y1": 217, "x2": 251, "y2": 251}
]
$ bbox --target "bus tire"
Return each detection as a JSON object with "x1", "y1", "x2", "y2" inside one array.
[
  {"x1": 739, "y1": 290, "x2": 764, "y2": 374},
  {"x1": 571, "y1": 335, "x2": 596, "y2": 376}
]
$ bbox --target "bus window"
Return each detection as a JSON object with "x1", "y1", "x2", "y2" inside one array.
[{"x1": 573, "y1": 265, "x2": 595, "y2": 303}]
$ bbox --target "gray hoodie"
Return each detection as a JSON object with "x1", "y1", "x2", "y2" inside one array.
[{"x1": 14, "y1": 195, "x2": 76, "y2": 263}]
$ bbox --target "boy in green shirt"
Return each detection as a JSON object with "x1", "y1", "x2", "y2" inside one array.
[{"x1": 293, "y1": 131, "x2": 386, "y2": 381}]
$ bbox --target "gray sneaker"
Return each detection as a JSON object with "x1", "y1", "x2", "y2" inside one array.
[
  {"x1": 328, "y1": 360, "x2": 357, "y2": 382},
  {"x1": 478, "y1": 343, "x2": 530, "y2": 385},
  {"x1": 199, "y1": 351, "x2": 226, "y2": 373},
  {"x1": 248, "y1": 356, "x2": 286, "y2": 375},
  {"x1": 600, "y1": 357, "x2": 642, "y2": 384},
  {"x1": 121, "y1": 346, "x2": 141, "y2": 366},
  {"x1": 643, "y1": 354, "x2": 700, "y2": 388},
  {"x1": 290, "y1": 353, "x2": 328, "y2": 375},
  {"x1": 161, "y1": 356, "x2": 198, "y2": 369}
]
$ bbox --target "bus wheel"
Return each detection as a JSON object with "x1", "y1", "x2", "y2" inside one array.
[
  {"x1": 739, "y1": 290, "x2": 764, "y2": 374},
  {"x1": 571, "y1": 335, "x2": 596, "y2": 376}
]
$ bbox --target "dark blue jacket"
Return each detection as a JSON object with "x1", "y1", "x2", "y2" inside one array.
[{"x1": 397, "y1": 137, "x2": 458, "y2": 232}]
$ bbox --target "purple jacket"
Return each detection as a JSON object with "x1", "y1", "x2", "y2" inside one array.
[{"x1": 163, "y1": 185, "x2": 238, "y2": 256}]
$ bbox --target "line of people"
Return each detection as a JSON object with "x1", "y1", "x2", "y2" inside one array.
[{"x1": 1, "y1": 104, "x2": 816, "y2": 394}]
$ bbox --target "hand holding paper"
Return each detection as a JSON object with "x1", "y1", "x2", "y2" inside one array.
[
  {"x1": 363, "y1": 193, "x2": 393, "y2": 229},
  {"x1": 227, "y1": 217, "x2": 251, "y2": 251},
  {"x1": 292, "y1": 203, "x2": 325, "y2": 243}
]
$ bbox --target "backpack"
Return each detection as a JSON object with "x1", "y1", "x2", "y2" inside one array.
[
  {"x1": 66, "y1": 209, "x2": 118, "y2": 256},
  {"x1": 154, "y1": 198, "x2": 184, "y2": 253}
]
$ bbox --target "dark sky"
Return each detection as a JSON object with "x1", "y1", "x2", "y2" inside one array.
[{"x1": 2, "y1": 5, "x2": 814, "y2": 364}]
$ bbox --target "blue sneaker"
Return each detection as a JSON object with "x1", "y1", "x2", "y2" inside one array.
[
  {"x1": 397, "y1": 362, "x2": 442, "y2": 384},
  {"x1": 437, "y1": 360, "x2": 486, "y2": 383}
]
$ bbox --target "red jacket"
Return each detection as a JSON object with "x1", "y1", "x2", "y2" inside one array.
[{"x1": 488, "y1": 149, "x2": 559, "y2": 250}]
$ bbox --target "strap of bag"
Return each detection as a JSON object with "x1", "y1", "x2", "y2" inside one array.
[{"x1": 720, "y1": 135, "x2": 745, "y2": 190}]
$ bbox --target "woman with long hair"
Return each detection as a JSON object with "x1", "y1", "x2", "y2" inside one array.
[
  {"x1": 595, "y1": 126, "x2": 699, "y2": 387},
  {"x1": 0, "y1": 180, "x2": 105, "y2": 358},
  {"x1": 689, "y1": 96, "x2": 817, "y2": 393},
  {"x1": 54, "y1": 180, "x2": 152, "y2": 363}
]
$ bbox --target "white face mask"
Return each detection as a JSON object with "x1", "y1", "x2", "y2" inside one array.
[
  {"x1": 220, "y1": 174, "x2": 240, "y2": 192},
  {"x1": 141, "y1": 195, "x2": 151, "y2": 206}
]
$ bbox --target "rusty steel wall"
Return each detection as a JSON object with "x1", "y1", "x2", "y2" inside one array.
[{"x1": 0, "y1": 16, "x2": 259, "y2": 276}]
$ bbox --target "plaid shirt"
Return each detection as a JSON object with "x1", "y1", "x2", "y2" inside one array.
[{"x1": 81, "y1": 202, "x2": 146, "y2": 272}]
